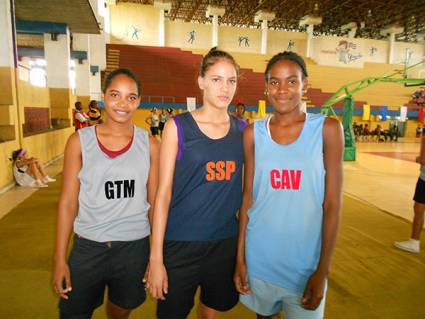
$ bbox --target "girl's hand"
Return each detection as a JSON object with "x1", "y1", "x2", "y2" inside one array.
[
  {"x1": 147, "y1": 261, "x2": 168, "y2": 300},
  {"x1": 301, "y1": 270, "x2": 327, "y2": 310},
  {"x1": 53, "y1": 260, "x2": 72, "y2": 299},
  {"x1": 234, "y1": 261, "x2": 250, "y2": 294}
]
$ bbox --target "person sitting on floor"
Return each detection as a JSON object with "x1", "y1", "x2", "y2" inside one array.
[{"x1": 11, "y1": 149, "x2": 56, "y2": 188}]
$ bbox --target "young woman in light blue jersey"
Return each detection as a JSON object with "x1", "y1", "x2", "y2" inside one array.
[
  {"x1": 234, "y1": 51, "x2": 344, "y2": 319},
  {"x1": 53, "y1": 68, "x2": 159, "y2": 319}
]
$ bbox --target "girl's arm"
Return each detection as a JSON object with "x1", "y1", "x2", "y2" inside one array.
[
  {"x1": 147, "y1": 136, "x2": 160, "y2": 224},
  {"x1": 53, "y1": 133, "x2": 82, "y2": 299},
  {"x1": 416, "y1": 136, "x2": 425, "y2": 165},
  {"x1": 234, "y1": 124, "x2": 255, "y2": 295},
  {"x1": 302, "y1": 117, "x2": 343, "y2": 310},
  {"x1": 147, "y1": 118, "x2": 178, "y2": 300}
]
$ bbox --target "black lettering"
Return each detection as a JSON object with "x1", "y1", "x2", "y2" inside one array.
[
  {"x1": 115, "y1": 180, "x2": 123, "y2": 198},
  {"x1": 124, "y1": 180, "x2": 135, "y2": 198},
  {"x1": 105, "y1": 181, "x2": 114, "y2": 199}
]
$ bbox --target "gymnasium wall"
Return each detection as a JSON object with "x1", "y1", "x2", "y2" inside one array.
[
  {"x1": 267, "y1": 30, "x2": 307, "y2": 56},
  {"x1": 109, "y1": 4, "x2": 159, "y2": 46},
  {"x1": 165, "y1": 20, "x2": 211, "y2": 49},
  {"x1": 0, "y1": 78, "x2": 75, "y2": 191},
  {"x1": 108, "y1": 3, "x2": 425, "y2": 70},
  {"x1": 218, "y1": 26, "x2": 261, "y2": 54}
]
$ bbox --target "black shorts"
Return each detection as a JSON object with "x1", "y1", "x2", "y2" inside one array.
[
  {"x1": 150, "y1": 126, "x2": 159, "y2": 136},
  {"x1": 59, "y1": 235, "x2": 149, "y2": 316},
  {"x1": 157, "y1": 237, "x2": 239, "y2": 319},
  {"x1": 159, "y1": 122, "x2": 165, "y2": 131},
  {"x1": 413, "y1": 178, "x2": 425, "y2": 204}
]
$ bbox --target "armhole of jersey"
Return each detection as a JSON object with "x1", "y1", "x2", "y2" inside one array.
[
  {"x1": 173, "y1": 116, "x2": 183, "y2": 161},
  {"x1": 237, "y1": 117, "x2": 248, "y2": 131},
  {"x1": 265, "y1": 116, "x2": 272, "y2": 138},
  {"x1": 77, "y1": 128, "x2": 86, "y2": 178}
]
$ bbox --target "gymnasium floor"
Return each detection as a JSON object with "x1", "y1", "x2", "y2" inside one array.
[{"x1": 0, "y1": 138, "x2": 424, "y2": 318}]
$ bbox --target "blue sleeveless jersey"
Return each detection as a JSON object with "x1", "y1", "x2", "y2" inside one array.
[
  {"x1": 165, "y1": 112, "x2": 244, "y2": 241},
  {"x1": 246, "y1": 113, "x2": 326, "y2": 293}
]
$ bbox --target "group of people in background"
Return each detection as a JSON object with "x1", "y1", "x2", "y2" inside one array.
[
  {"x1": 73, "y1": 100, "x2": 103, "y2": 131},
  {"x1": 146, "y1": 107, "x2": 174, "y2": 137},
  {"x1": 353, "y1": 122, "x2": 399, "y2": 142}
]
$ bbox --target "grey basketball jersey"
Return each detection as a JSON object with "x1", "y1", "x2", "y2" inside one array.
[{"x1": 74, "y1": 125, "x2": 151, "y2": 242}]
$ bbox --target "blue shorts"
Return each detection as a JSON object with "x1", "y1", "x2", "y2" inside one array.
[{"x1": 240, "y1": 276, "x2": 326, "y2": 319}]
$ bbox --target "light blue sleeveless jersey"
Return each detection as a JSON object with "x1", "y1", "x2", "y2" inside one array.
[{"x1": 246, "y1": 113, "x2": 326, "y2": 294}]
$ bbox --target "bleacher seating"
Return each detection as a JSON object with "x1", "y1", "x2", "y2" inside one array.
[{"x1": 105, "y1": 44, "x2": 417, "y2": 110}]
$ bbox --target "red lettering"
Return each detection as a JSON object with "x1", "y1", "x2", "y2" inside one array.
[
  {"x1": 290, "y1": 170, "x2": 302, "y2": 190},
  {"x1": 281, "y1": 170, "x2": 291, "y2": 189},
  {"x1": 270, "y1": 169, "x2": 280, "y2": 189}
]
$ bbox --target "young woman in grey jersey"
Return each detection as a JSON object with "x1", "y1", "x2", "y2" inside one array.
[{"x1": 53, "y1": 68, "x2": 159, "y2": 319}]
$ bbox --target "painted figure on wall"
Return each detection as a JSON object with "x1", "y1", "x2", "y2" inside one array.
[
  {"x1": 188, "y1": 30, "x2": 196, "y2": 44},
  {"x1": 238, "y1": 36, "x2": 250, "y2": 47},
  {"x1": 336, "y1": 40, "x2": 362, "y2": 64},
  {"x1": 131, "y1": 25, "x2": 141, "y2": 40},
  {"x1": 287, "y1": 39, "x2": 295, "y2": 51}
]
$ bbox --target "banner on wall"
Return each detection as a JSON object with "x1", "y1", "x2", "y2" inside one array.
[
  {"x1": 400, "y1": 106, "x2": 407, "y2": 122},
  {"x1": 418, "y1": 107, "x2": 424, "y2": 123},
  {"x1": 362, "y1": 104, "x2": 370, "y2": 120},
  {"x1": 380, "y1": 106, "x2": 388, "y2": 121},
  {"x1": 258, "y1": 100, "x2": 266, "y2": 118}
]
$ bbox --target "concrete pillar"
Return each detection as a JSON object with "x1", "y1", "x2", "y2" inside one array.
[
  {"x1": 90, "y1": 72, "x2": 102, "y2": 101},
  {"x1": 159, "y1": 9, "x2": 165, "y2": 47},
  {"x1": 388, "y1": 33, "x2": 395, "y2": 64},
  {"x1": 260, "y1": 20, "x2": 268, "y2": 55},
  {"x1": 44, "y1": 29, "x2": 73, "y2": 122},
  {"x1": 0, "y1": 0, "x2": 18, "y2": 141},
  {"x1": 73, "y1": 34, "x2": 91, "y2": 105},
  {"x1": 306, "y1": 24, "x2": 314, "y2": 58},
  {"x1": 212, "y1": 15, "x2": 218, "y2": 47}
]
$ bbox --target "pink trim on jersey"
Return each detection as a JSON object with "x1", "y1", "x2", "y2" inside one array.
[{"x1": 95, "y1": 126, "x2": 134, "y2": 158}]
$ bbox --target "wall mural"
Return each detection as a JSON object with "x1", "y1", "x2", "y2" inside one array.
[
  {"x1": 123, "y1": 25, "x2": 141, "y2": 41},
  {"x1": 238, "y1": 36, "x2": 250, "y2": 47},
  {"x1": 336, "y1": 40, "x2": 362, "y2": 64},
  {"x1": 287, "y1": 39, "x2": 295, "y2": 51},
  {"x1": 187, "y1": 30, "x2": 196, "y2": 44},
  {"x1": 370, "y1": 47, "x2": 378, "y2": 56}
]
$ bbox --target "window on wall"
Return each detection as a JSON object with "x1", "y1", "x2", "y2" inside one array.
[{"x1": 29, "y1": 59, "x2": 46, "y2": 87}]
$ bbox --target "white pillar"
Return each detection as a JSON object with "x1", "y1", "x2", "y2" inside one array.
[
  {"x1": 73, "y1": 34, "x2": 91, "y2": 97},
  {"x1": 388, "y1": 33, "x2": 395, "y2": 64},
  {"x1": 306, "y1": 25, "x2": 314, "y2": 58},
  {"x1": 260, "y1": 20, "x2": 268, "y2": 55},
  {"x1": 90, "y1": 72, "x2": 102, "y2": 101},
  {"x1": 0, "y1": 0, "x2": 15, "y2": 68},
  {"x1": 102, "y1": 1, "x2": 111, "y2": 43},
  {"x1": 44, "y1": 30, "x2": 71, "y2": 88},
  {"x1": 159, "y1": 9, "x2": 165, "y2": 47},
  {"x1": 212, "y1": 15, "x2": 218, "y2": 47}
]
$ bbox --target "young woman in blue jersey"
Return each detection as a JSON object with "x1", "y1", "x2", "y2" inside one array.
[
  {"x1": 53, "y1": 68, "x2": 159, "y2": 319},
  {"x1": 234, "y1": 51, "x2": 343, "y2": 319},
  {"x1": 147, "y1": 47, "x2": 245, "y2": 319}
]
